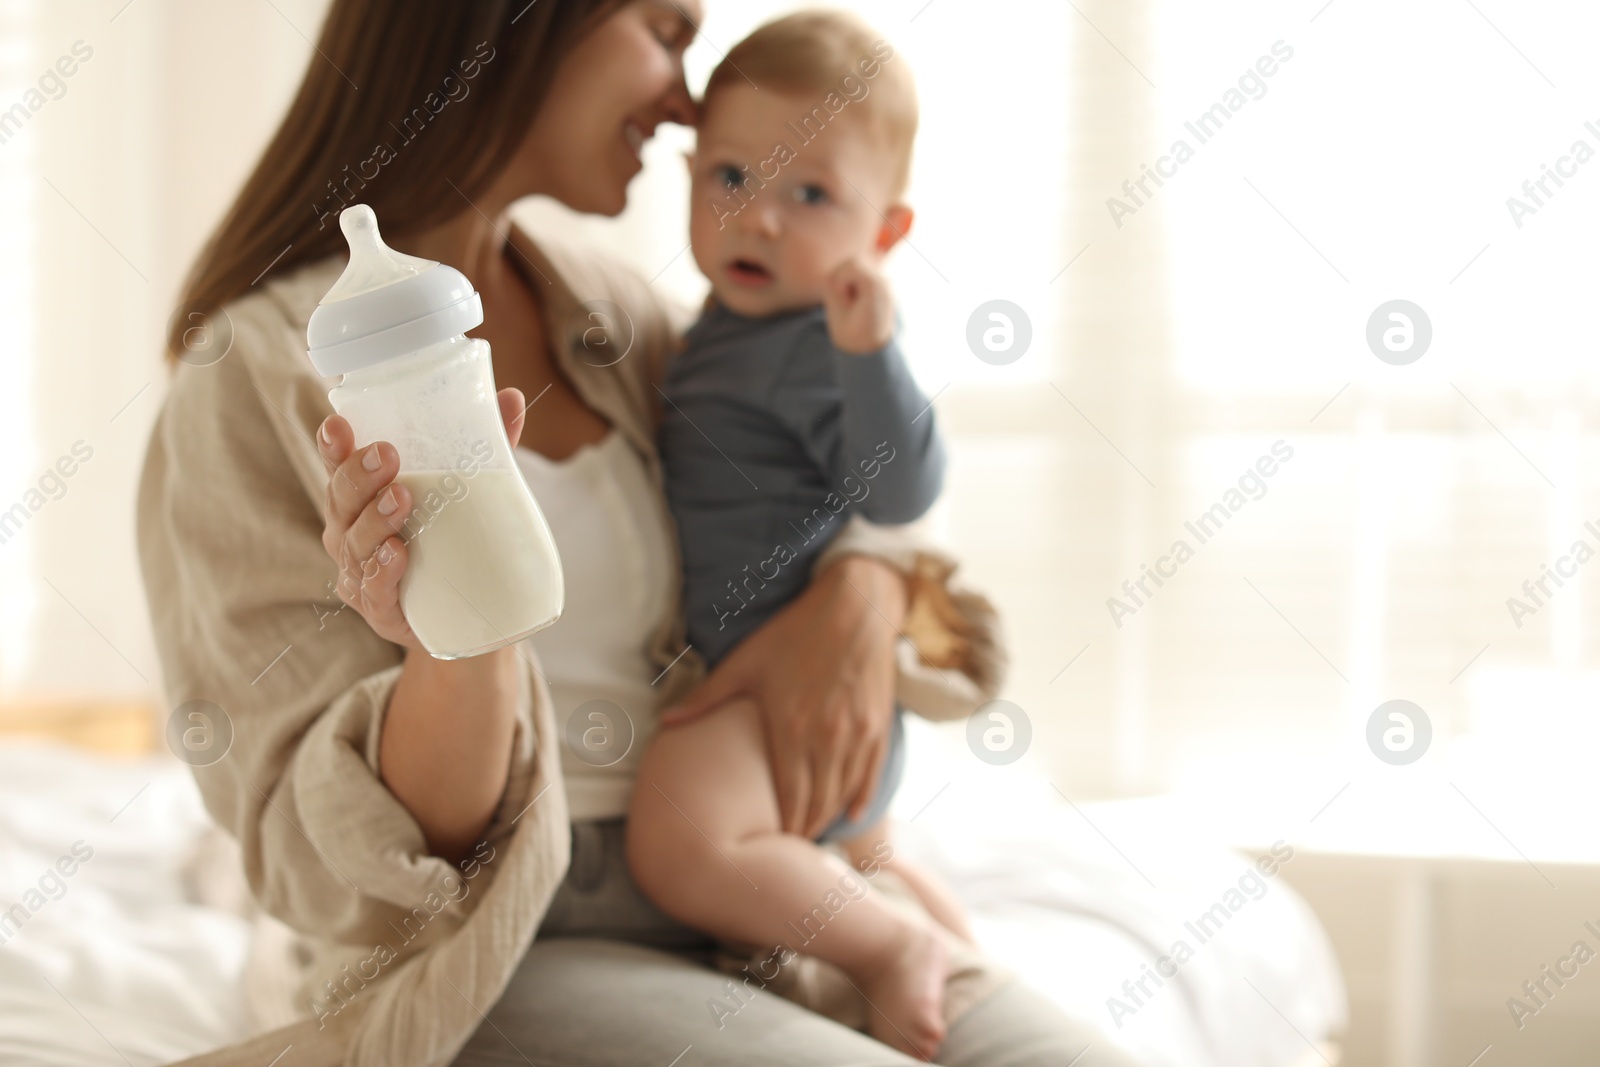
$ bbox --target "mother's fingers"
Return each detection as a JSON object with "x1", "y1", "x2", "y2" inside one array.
[
  {"x1": 340, "y1": 478, "x2": 413, "y2": 577},
  {"x1": 497, "y1": 387, "x2": 527, "y2": 450},
  {"x1": 352, "y1": 535, "x2": 413, "y2": 638},
  {"x1": 316, "y1": 414, "x2": 353, "y2": 474},
  {"x1": 840, "y1": 732, "x2": 882, "y2": 824},
  {"x1": 770, "y1": 737, "x2": 811, "y2": 837},
  {"x1": 316, "y1": 413, "x2": 366, "y2": 542},
  {"x1": 805, "y1": 715, "x2": 850, "y2": 838},
  {"x1": 323, "y1": 439, "x2": 400, "y2": 544}
]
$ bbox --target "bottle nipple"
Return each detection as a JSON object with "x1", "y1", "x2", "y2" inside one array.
[
  {"x1": 306, "y1": 202, "x2": 484, "y2": 376},
  {"x1": 319, "y1": 204, "x2": 437, "y2": 304}
]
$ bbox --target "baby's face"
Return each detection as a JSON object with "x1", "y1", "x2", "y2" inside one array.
[{"x1": 688, "y1": 84, "x2": 903, "y2": 318}]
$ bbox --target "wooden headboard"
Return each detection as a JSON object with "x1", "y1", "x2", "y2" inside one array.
[{"x1": 0, "y1": 700, "x2": 158, "y2": 755}]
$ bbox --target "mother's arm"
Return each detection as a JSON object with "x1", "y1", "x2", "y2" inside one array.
[
  {"x1": 137, "y1": 314, "x2": 546, "y2": 944},
  {"x1": 314, "y1": 390, "x2": 530, "y2": 866}
]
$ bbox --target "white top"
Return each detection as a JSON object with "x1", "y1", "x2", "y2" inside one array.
[{"x1": 514, "y1": 430, "x2": 675, "y2": 820}]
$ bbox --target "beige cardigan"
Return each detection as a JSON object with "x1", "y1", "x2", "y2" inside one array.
[{"x1": 137, "y1": 221, "x2": 1006, "y2": 1067}]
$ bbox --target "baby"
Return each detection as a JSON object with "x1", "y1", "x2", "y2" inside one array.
[{"x1": 626, "y1": 10, "x2": 964, "y2": 1059}]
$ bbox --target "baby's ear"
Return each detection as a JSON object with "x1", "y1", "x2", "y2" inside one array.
[{"x1": 876, "y1": 204, "x2": 914, "y2": 255}]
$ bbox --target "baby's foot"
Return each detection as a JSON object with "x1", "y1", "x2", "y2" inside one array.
[{"x1": 858, "y1": 918, "x2": 949, "y2": 1061}]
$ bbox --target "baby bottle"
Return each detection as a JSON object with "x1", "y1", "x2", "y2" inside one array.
[{"x1": 306, "y1": 204, "x2": 563, "y2": 659}]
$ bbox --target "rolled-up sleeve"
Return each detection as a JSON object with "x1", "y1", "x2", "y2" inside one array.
[{"x1": 136, "y1": 312, "x2": 536, "y2": 946}]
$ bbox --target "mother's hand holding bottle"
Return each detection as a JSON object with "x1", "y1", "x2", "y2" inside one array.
[
  {"x1": 313, "y1": 392, "x2": 527, "y2": 652},
  {"x1": 306, "y1": 205, "x2": 560, "y2": 865},
  {"x1": 314, "y1": 392, "x2": 532, "y2": 867}
]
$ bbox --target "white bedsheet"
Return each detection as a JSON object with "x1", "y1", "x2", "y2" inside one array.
[
  {"x1": 0, "y1": 741, "x2": 252, "y2": 1066},
  {"x1": 0, "y1": 730, "x2": 1345, "y2": 1067},
  {"x1": 888, "y1": 717, "x2": 1347, "y2": 1067}
]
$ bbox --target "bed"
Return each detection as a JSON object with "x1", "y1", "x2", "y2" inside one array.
[{"x1": 0, "y1": 717, "x2": 1344, "y2": 1066}]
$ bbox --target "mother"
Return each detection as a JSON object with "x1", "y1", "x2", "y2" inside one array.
[{"x1": 138, "y1": 2, "x2": 1143, "y2": 1065}]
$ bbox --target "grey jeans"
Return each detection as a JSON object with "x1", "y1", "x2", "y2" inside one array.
[{"x1": 450, "y1": 820, "x2": 1145, "y2": 1067}]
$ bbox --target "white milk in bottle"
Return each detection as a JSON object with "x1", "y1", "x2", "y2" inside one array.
[{"x1": 306, "y1": 204, "x2": 563, "y2": 658}]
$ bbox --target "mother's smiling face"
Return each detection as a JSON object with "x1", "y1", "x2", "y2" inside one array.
[{"x1": 502, "y1": 0, "x2": 702, "y2": 216}]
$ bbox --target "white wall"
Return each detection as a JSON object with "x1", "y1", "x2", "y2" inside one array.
[
  {"x1": 0, "y1": 0, "x2": 329, "y2": 704},
  {"x1": 8, "y1": 0, "x2": 1600, "y2": 820}
]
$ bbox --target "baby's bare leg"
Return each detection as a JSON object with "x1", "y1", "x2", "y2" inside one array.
[
  {"x1": 842, "y1": 822, "x2": 975, "y2": 944},
  {"x1": 627, "y1": 698, "x2": 948, "y2": 1060}
]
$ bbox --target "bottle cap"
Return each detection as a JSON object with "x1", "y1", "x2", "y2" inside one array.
[{"x1": 306, "y1": 204, "x2": 483, "y2": 376}]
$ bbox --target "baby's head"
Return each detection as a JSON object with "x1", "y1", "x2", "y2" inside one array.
[{"x1": 688, "y1": 10, "x2": 917, "y2": 318}]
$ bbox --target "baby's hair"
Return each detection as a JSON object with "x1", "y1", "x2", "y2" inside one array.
[{"x1": 702, "y1": 9, "x2": 917, "y2": 198}]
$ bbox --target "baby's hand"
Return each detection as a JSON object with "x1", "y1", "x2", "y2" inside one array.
[{"x1": 823, "y1": 256, "x2": 895, "y2": 355}]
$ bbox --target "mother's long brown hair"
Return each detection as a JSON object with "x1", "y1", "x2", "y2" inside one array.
[{"x1": 166, "y1": 0, "x2": 623, "y2": 362}]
